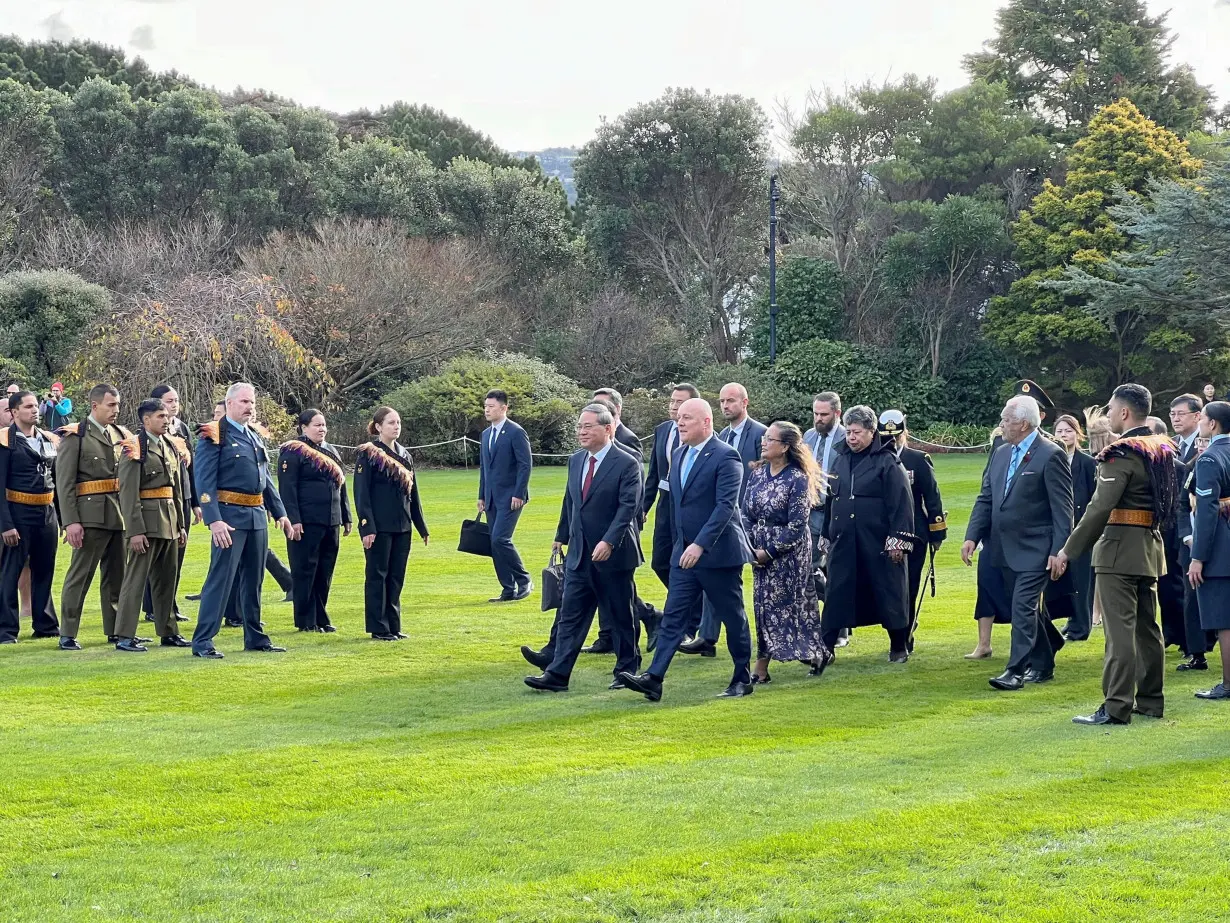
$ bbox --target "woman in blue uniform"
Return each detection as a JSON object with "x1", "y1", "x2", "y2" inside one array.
[
  {"x1": 1187, "y1": 400, "x2": 1230, "y2": 700},
  {"x1": 354, "y1": 406, "x2": 429, "y2": 641},
  {"x1": 279, "y1": 409, "x2": 352, "y2": 633}
]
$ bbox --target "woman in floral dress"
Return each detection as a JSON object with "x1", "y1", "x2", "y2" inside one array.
[{"x1": 742, "y1": 421, "x2": 831, "y2": 684}]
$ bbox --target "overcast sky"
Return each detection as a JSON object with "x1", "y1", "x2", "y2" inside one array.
[{"x1": 4, "y1": 1, "x2": 1228, "y2": 151}]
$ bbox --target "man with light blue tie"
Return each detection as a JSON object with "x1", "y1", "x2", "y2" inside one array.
[
  {"x1": 478, "y1": 389, "x2": 533, "y2": 602},
  {"x1": 618, "y1": 398, "x2": 755, "y2": 702},
  {"x1": 963, "y1": 395, "x2": 1074, "y2": 691}
]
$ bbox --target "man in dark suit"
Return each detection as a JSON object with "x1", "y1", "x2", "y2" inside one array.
[
  {"x1": 644, "y1": 384, "x2": 698, "y2": 592},
  {"x1": 1170, "y1": 393, "x2": 1212, "y2": 671},
  {"x1": 190, "y1": 383, "x2": 293, "y2": 658},
  {"x1": 618, "y1": 398, "x2": 754, "y2": 701},
  {"x1": 524, "y1": 404, "x2": 643, "y2": 692},
  {"x1": 478, "y1": 389, "x2": 533, "y2": 602},
  {"x1": 680, "y1": 382, "x2": 766, "y2": 655},
  {"x1": 593, "y1": 388, "x2": 643, "y2": 458},
  {"x1": 962, "y1": 394, "x2": 1074, "y2": 690}
]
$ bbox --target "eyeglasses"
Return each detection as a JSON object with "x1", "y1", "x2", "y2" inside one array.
[{"x1": 762, "y1": 436, "x2": 784, "y2": 445}]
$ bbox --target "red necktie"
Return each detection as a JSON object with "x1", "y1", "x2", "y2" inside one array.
[{"x1": 582, "y1": 455, "x2": 596, "y2": 501}]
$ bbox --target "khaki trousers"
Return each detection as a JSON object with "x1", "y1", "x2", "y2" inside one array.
[
  {"x1": 59, "y1": 527, "x2": 125, "y2": 639},
  {"x1": 116, "y1": 538, "x2": 178, "y2": 639},
  {"x1": 1095, "y1": 572, "x2": 1165, "y2": 721}
]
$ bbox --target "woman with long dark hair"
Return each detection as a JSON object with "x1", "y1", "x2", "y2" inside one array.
[
  {"x1": 1054, "y1": 414, "x2": 1096, "y2": 640},
  {"x1": 743, "y1": 421, "x2": 831, "y2": 683},
  {"x1": 354, "y1": 406, "x2": 428, "y2": 641},
  {"x1": 279, "y1": 409, "x2": 351, "y2": 633}
]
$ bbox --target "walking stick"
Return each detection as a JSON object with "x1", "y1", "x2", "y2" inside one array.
[{"x1": 909, "y1": 543, "x2": 937, "y2": 651}]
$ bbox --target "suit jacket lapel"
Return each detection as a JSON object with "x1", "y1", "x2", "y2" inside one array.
[
  {"x1": 581, "y1": 451, "x2": 615, "y2": 506},
  {"x1": 1001, "y1": 440, "x2": 1041, "y2": 504},
  {"x1": 682, "y1": 441, "x2": 718, "y2": 497}
]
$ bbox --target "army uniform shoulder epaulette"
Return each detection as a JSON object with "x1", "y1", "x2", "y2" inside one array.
[
  {"x1": 56, "y1": 422, "x2": 83, "y2": 438},
  {"x1": 165, "y1": 434, "x2": 191, "y2": 465},
  {"x1": 197, "y1": 421, "x2": 221, "y2": 444},
  {"x1": 120, "y1": 434, "x2": 142, "y2": 461}
]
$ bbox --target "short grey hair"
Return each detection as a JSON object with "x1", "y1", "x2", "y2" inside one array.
[
  {"x1": 842, "y1": 405, "x2": 876, "y2": 431},
  {"x1": 1003, "y1": 395, "x2": 1041, "y2": 428},
  {"x1": 815, "y1": 391, "x2": 841, "y2": 414},
  {"x1": 592, "y1": 387, "x2": 622, "y2": 411},
  {"x1": 580, "y1": 403, "x2": 613, "y2": 427},
  {"x1": 225, "y1": 382, "x2": 255, "y2": 401}
]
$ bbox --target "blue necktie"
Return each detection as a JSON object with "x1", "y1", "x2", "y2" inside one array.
[
  {"x1": 1005, "y1": 445, "x2": 1024, "y2": 489},
  {"x1": 680, "y1": 446, "x2": 699, "y2": 487}
]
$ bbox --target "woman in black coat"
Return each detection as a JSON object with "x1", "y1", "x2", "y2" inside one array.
[
  {"x1": 354, "y1": 406, "x2": 429, "y2": 641},
  {"x1": 820, "y1": 405, "x2": 915, "y2": 664},
  {"x1": 1054, "y1": 413, "x2": 1097, "y2": 640},
  {"x1": 279, "y1": 409, "x2": 352, "y2": 633}
]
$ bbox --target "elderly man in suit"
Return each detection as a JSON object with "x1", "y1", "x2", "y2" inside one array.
[
  {"x1": 618, "y1": 398, "x2": 754, "y2": 701},
  {"x1": 962, "y1": 395, "x2": 1074, "y2": 690},
  {"x1": 478, "y1": 389, "x2": 533, "y2": 602},
  {"x1": 679, "y1": 382, "x2": 766, "y2": 656},
  {"x1": 524, "y1": 404, "x2": 643, "y2": 692}
]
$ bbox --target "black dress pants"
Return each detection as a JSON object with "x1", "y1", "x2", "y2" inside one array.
[
  {"x1": 546, "y1": 561, "x2": 639, "y2": 680},
  {"x1": 289, "y1": 524, "x2": 340, "y2": 629},
  {"x1": 0, "y1": 513, "x2": 59, "y2": 641},
  {"x1": 364, "y1": 531, "x2": 410, "y2": 636}
]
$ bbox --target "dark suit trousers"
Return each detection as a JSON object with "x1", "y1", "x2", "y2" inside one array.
[
  {"x1": 488, "y1": 504, "x2": 529, "y2": 594},
  {"x1": 288, "y1": 524, "x2": 340, "y2": 629},
  {"x1": 0, "y1": 517, "x2": 59, "y2": 641},
  {"x1": 1178, "y1": 544, "x2": 1212, "y2": 656},
  {"x1": 60, "y1": 526, "x2": 125, "y2": 638},
  {"x1": 364, "y1": 531, "x2": 410, "y2": 636},
  {"x1": 650, "y1": 492, "x2": 673, "y2": 588},
  {"x1": 1000, "y1": 567, "x2": 1054, "y2": 675},
  {"x1": 648, "y1": 565, "x2": 751, "y2": 685},
  {"x1": 547, "y1": 563, "x2": 639, "y2": 680},
  {"x1": 192, "y1": 527, "x2": 272, "y2": 654},
  {"x1": 1158, "y1": 528, "x2": 1186, "y2": 650},
  {"x1": 1064, "y1": 551, "x2": 1094, "y2": 640}
]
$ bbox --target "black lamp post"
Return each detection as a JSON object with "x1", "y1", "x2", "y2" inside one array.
[{"x1": 768, "y1": 173, "x2": 779, "y2": 365}]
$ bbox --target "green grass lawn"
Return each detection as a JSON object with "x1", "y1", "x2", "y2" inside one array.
[{"x1": 2, "y1": 455, "x2": 1229, "y2": 923}]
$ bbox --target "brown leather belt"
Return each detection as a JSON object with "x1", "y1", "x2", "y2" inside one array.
[
  {"x1": 216, "y1": 489, "x2": 263, "y2": 507},
  {"x1": 6, "y1": 489, "x2": 54, "y2": 506},
  {"x1": 1108, "y1": 508, "x2": 1153, "y2": 527},
  {"x1": 140, "y1": 487, "x2": 174, "y2": 500},
  {"x1": 78, "y1": 478, "x2": 119, "y2": 496}
]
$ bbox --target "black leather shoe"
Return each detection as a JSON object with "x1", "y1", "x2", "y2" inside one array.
[
  {"x1": 617, "y1": 671, "x2": 663, "y2": 702},
  {"x1": 144, "y1": 613, "x2": 156, "y2": 622},
  {"x1": 989, "y1": 670, "x2": 1025, "y2": 691},
  {"x1": 282, "y1": 591, "x2": 293, "y2": 603},
  {"x1": 185, "y1": 593, "x2": 202, "y2": 602},
  {"x1": 0, "y1": 638, "x2": 16, "y2": 644},
  {"x1": 1195, "y1": 683, "x2": 1230, "y2": 700},
  {"x1": 750, "y1": 673, "x2": 771, "y2": 685},
  {"x1": 161, "y1": 635, "x2": 191, "y2": 648},
  {"x1": 395, "y1": 632, "x2": 408, "y2": 640},
  {"x1": 115, "y1": 638, "x2": 148, "y2": 653},
  {"x1": 582, "y1": 638, "x2": 615, "y2": 655},
  {"x1": 193, "y1": 648, "x2": 224, "y2": 659},
  {"x1": 521, "y1": 645, "x2": 551, "y2": 670},
  {"x1": 488, "y1": 592, "x2": 515, "y2": 603},
  {"x1": 248, "y1": 644, "x2": 286, "y2": 653},
  {"x1": 524, "y1": 672, "x2": 568, "y2": 692},
  {"x1": 31, "y1": 630, "x2": 58, "y2": 639},
  {"x1": 512, "y1": 580, "x2": 534, "y2": 601},
  {"x1": 223, "y1": 619, "x2": 243, "y2": 628},
  {"x1": 1177, "y1": 656, "x2": 1208, "y2": 672},
  {"x1": 1131, "y1": 706, "x2": 1164, "y2": 718},
  {"x1": 135, "y1": 636, "x2": 152, "y2": 645},
  {"x1": 58, "y1": 637, "x2": 82, "y2": 651},
  {"x1": 1073, "y1": 704, "x2": 1129, "y2": 725},
  {"x1": 320, "y1": 625, "x2": 337, "y2": 633},
  {"x1": 175, "y1": 613, "x2": 189, "y2": 622},
  {"x1": 808, "y1": 648, "x2": 835, "y2": 677},
  {"x1": 641, "y1": 608, "x2": 661, "y2": 653},
  {"x1": 718, "y1": 681, "x2": 753, "y2": 698},
  {"x1": 888, "y1": 651, "x2": 909, "y2": 664},
  {"x1": 107, "y1": 635, "x2": 119, "y2": 644},
  {"x1": 678, "y1": 637, "x2": 717, "y2": 657},
  {"x1": 372, "y1": 633, "x2": 397, "y2": 641},
  {"x1": 1024, "y1": 668, "x2": 1054, "y2": 684},
  {"x1": 608, "y1": 678, "x2": 627, "y2": 690}
]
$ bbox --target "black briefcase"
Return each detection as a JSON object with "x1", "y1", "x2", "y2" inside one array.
[
  {"x1": 458, "y1": 513, "x2": 492, "y2": 557},
  {"x1": 541, "y1": 550, "x2": 565, "y2": 612}
]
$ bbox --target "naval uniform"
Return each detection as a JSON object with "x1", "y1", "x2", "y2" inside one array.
[
  {"x1": 895, "y1": 444, "x2": 947, "y2": 643},
  {"x1": 0, "y1": 425, "x2": 60, "y2": 641}
]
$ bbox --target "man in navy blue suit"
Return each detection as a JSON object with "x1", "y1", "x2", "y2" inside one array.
[
  {"x1": 524, "y1": 404, "x2": 643, "y2": 692},
  {"x1": 478, "y1": 389, "x2": 533, "y2": 602},
  {"x1": 190, "y1": 383, "x2": 293, "y2": 658},
  {"x1": 679, "y1": 382, "x2": 765, "y2": 656},
  {"x1": 618, "y1": 398, "x2": 754, "y2": 701}
]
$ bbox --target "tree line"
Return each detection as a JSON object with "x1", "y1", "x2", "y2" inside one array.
[{"x1": 1, "y1": 0, "x2": 1228, "y2": 440}]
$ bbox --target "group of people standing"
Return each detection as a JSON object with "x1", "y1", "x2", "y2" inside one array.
[{"x1": 519, "y1": 382, "x2": 949, "y2": 701}]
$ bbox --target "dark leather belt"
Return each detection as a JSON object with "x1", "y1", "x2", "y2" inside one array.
[{"x1": 1108, "y1": 509, "x2": 1153, "y2": 527}]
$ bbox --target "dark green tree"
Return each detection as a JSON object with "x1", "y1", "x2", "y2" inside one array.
[
  {"x1": 0, "y1": 270, "x2": 110, "y2": 382},
  {"x1": 51, "y1": 77, "x2": 144, "y2": 225},
  {"x1": 746, "y1": 256, "x2": 844, "y2": 361},
  {"x1": 0, "y1": 79, "x2": 61, "y2": 268}
]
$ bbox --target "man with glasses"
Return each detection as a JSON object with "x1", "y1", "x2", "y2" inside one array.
[{"x1": 1171, "y1": 393, "x2": 1213, "y2": 672}]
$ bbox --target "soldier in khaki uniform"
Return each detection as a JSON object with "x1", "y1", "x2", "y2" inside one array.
[
  {"x1": 113, "y1": 399, "x2": 190, "y2": 651},
  {"x1": 55, "y1": 384, "x2": 132, "y2": 650},
  {"x1": 1054, "y1": 384, "x2": 1179, "y2": 725}
]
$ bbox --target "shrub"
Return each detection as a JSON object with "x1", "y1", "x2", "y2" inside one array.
[
  {"x1": 0, "y1": 269, "x2": 109, "y2": 383},
  {"x1": 377, "y1": 352, "x2": 584, "y2": 465}
]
